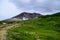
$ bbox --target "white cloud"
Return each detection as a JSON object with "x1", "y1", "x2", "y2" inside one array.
[
  {"x1": 19, "y1": 0, "x2": 31, "y2": 4},
  {"x1": 12, "y1": 0, "x2": 60, "y2": 13},
  {"x1": 36, "y1": 0, "x2": 47, "y2": 3},
  {"x1": 0, "y1": 0, "x2": 20, "y2": 20}
]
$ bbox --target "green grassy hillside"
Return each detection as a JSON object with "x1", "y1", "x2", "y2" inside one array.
[{"x1": 7, "y1": 12, "x2": 60, "y2": 40}]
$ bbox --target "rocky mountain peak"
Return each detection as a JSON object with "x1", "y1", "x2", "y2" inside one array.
[{"x1": 6, "y1": 12, "x2": 43, "y2": 21}]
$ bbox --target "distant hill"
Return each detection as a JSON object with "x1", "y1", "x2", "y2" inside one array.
[
  {"x1": 39, "y1": 12, "x2": 60, "y2": 18},
  {"x1": 6, "y1": 12, "x2": 42, "y2": 21}
]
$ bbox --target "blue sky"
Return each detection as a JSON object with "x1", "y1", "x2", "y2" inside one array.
[{"x1": 0, "y1": 0, "x2": 60, "y2": 20}]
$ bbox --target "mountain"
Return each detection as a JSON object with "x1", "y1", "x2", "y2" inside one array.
[
  {"x1": 0, "y1": 12, "x2": 60, "y2": 40},
  {"x1": 6, "y1": 12, "x2": 42, "y2": 21}
]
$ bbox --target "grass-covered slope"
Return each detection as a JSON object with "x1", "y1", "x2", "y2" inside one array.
[{"x1": 8, "y1": 12, "x2": 60, "y2": 40}]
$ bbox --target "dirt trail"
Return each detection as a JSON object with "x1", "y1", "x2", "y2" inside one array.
[
  {"x1": 0, "y1": 30, "x2": 7, "y2": 40},
  {"x1": 0, "y1": 24, "x2": 19, "y2": 40}
]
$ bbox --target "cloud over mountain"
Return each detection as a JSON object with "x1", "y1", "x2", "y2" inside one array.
[
  {"x1": 0, "y1": 0, "x2": 60, "y2": 20},
  {"x1": 10, "y1": 0, "x2": 60, "y2": 13}
]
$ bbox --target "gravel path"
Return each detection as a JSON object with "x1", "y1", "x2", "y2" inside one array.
[{"x1": 0, "y1": 24, "x2": 19, "y2": 40}]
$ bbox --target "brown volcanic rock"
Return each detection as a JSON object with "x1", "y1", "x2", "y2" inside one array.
[{"x1": 6, "y1": 12, "x2": 42, "y2": 21}]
